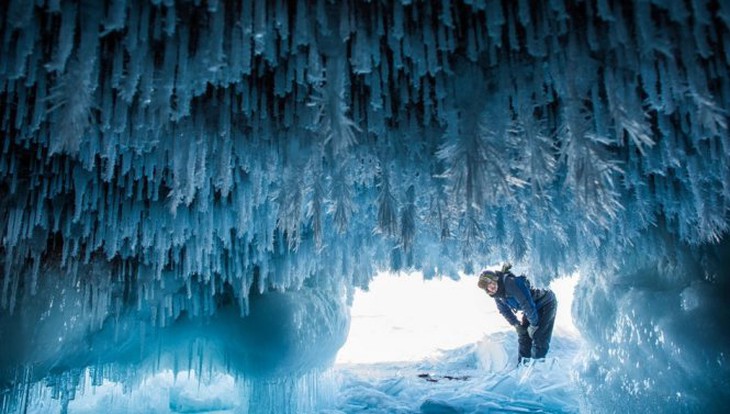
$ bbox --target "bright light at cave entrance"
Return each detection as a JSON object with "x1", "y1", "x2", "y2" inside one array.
[{"x1": 336, "y1": 272, "x2": 580, "y2": 364}]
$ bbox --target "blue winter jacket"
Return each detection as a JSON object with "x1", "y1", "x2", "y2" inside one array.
[{"x1": 491, "y1": 273, "x2": 553, "y2": 327}]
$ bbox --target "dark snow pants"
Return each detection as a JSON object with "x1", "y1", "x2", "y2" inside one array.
[{"x1": 517, "y1": 290, "x2": 557, "y2": 360}]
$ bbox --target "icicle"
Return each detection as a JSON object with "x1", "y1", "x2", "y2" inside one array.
[
  {"x1": 640, "y1": 60, "x2": 661, "y2": 112},
  {"x1": 609, "y1": 1, "x2": 630, "y2": 48},
  {"x1": 101, "y1": 0, "x2": 128, "y2": 36},
  {"x1": 423, "y1": 19, "x2": 438, "y2": 76},
  {"x1": 690, "y1": 0, "x2": 712, "y2": 58},
  {"x1": 517, "y1": 0, "x2": 531, "y2": 26},
  {"x1": 45, "y1": 2, "x2": 77, "y2": 73},
  {"x1": 291, "y1": 0, "x2": 310, "y2": 49},
  {"x1": 172, "y1": 30, "x2": 192, "y2": 119},
  {"x1": 9, "y1": 19, "x2": 36, "y2": 80},
  {"x1": 253, "y1": 0, "x2": 267, "y2": 57},
  {"x1": 6, "y1": 0, "x2": 34, "y2": 30},
  {"x1": 338, "y1": 0, "x2": 352, "y2": 42},
  {"x1": 440, "y1": 0, "x2": 453, "y2": 28},
  {"x1": 13, "y1": 85, "x2": 27, "y2": 130},
  {"x1": 549, "y1": 0, "x2": 568, "y2": 21},
  {"x1": 486, "y1": 0, "x2": 504, "y2": 47},
  {"x1": 350, "y1": 30, "x2": 372, "y2": 75},
  {"x1": 208, "y1": 4, "x2": 226, "y2": 73},
  {"x1": 525, "y1": 13, "x2": 546, "y2": 57},
  {"x1": 392, "y1": 1, "x2": 404, "y2": 41}
]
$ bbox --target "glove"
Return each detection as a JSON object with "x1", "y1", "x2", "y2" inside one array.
[
  {"x1": 515, "y1": 324, "x2": 528, "y2": 336},
  {"x1": 527, "y1": 325, "x2": 538, "y2": 338}
]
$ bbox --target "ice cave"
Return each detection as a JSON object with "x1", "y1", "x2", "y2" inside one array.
[{"x1": 1, "y1": 0, "x2": 729, "y2": 412}]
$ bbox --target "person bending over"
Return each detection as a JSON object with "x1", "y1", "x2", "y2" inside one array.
[{"x1": 477, "y1": 264, "x2": 557, "y2": 362}]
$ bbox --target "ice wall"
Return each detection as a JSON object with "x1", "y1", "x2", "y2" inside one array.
[
  {"x1": 0, "y1": 259, "x2": 350, "y2": 413},
  {"x1": 1, "y1": 0, "x2": 729, "y2": 412},
  {"x1": 574, "y1": 237, "x2": 730, "y2": 412}
]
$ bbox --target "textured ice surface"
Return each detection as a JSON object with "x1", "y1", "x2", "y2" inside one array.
[{"x1": 334, "y1": 332, "x2": 584, "y2": 413}]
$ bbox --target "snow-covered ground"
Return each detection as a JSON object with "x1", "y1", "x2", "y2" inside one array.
[
  {"x1": 25, "y1": 331, "x2": 584, "y2": 414},
  {"x1": 332, "y1": 332, "x2": 584, "y2": 414},
  {"x1": 330, "y1": 273, "x2": 585, "y2": 413}
]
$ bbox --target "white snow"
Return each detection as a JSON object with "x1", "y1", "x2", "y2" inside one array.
[
  {"x1": 333, "y1": 333, "x2": 583, "y2": 414},
  {"x1": 332, "y1": 272, "x2": 584, "y2": 413},
  {"x1": 24, "y1": 333, "x2": 583, "y2": 414}
]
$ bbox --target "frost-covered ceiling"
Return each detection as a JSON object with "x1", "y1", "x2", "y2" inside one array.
[
  {"x1": 3, "y1": 0, "x2": 728, "y2": 308},
  {"x1": 1, "y1": 0, "x2": 729, "y2": 408}
]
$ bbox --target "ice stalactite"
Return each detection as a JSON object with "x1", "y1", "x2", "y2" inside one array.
[{"x1": 2, "y1": 0, "x2": 728, "y2": 313}]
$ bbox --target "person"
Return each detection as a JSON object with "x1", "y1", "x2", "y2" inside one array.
[{"x1": 477, "y1": 264, "x2": 557, "y2": 363}]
